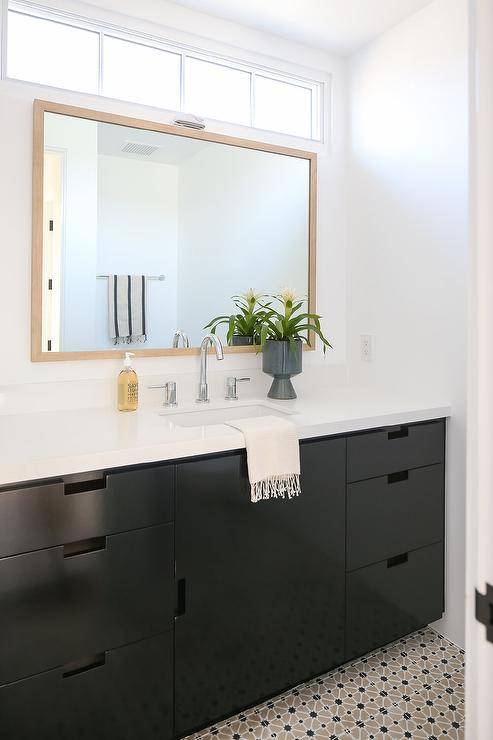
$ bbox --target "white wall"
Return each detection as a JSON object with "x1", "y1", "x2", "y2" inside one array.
[
  {"x1": 347, "y1": 0, "x2": 468, "y2": 646},
  {"x1": 95, "y1": 155, "x2": 179, "y2": 349},
  {"x1": 177, "y1": 144, "x2": 309, "y2": 346},
  {"x1": 0, "y1": 0, "x2": 347, "y2": 384}
]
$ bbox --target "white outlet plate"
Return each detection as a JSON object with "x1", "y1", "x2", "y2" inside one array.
[{"x1": 361, "y1": 334, "x2": 374, "y2": 362}]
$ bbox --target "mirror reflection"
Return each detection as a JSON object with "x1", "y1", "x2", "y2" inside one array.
[{"x1": 42, "y1": 111, "x2": 311, "y2": 352}]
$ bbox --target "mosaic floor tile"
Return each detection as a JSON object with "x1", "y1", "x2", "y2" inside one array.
[{"x1": 189, "y1": 628, "x2": 465, "y2": 740}]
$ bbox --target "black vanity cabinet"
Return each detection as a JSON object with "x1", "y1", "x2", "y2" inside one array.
[
  {"x1": 345, "y1": 420, "x2": 446, "y2": 660},
  {"x1": 0, "y1": 418, "x2": 446, "y2": 740},
  {"x1": 0, "y1": 465, "x2": 175, "y2": 740},
  {"x1": 174, "y1": 438, "x2": 346, "y2": 736}
]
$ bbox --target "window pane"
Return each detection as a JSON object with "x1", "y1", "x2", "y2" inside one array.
[
  {"x1": 255, "y1": 76, "x2": 312, "y2": 138},
  {"x1": 185, "y1": 57, "x2": 251, "y2": 125},
  {"x1": 7, "y1": 11, "x2": 99, "y2": 93},
  {"x1": 103, "y1": 36, "x2": 181, "y2": 110}
]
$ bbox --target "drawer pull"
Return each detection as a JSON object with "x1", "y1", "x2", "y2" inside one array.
[
  {"x1": 63, "y1": 536, "x2": 107, "y2": 558},
  {"x1": 388, "y1": 426, "x2": 409, "y2": 440},
  {"x1": 176, "y1": 578, "x2": 186, "y2": 617},
  {"x1": 388, "y1": 470, "x2": 409, "y2": 484},
  {"x1": 387, "y1": 552, "x2": 409, "y2": 568},
  {"x1": 63, "y1": 653, "x2": 106, "y2": 678},
  {"x1": 64, "y1": 475, "x2": 106, "y2": 496}
]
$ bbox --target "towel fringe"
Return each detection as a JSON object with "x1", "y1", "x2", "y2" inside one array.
[
  {"x1": 251, "y1": 473, "x2": 300, "y2": 503},
  {"x1": 113, "y1": 335, "x2": 148, "y2": 345}
]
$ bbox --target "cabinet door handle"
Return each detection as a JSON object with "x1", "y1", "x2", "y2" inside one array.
[
  {"x1": 387, "y1": 470, "x2": 409, "y2": 484},
  {"x1": 63, "y1": 536, "x2": 107, "y2": 558},
  {"x1": 63, "y1": 653, "x2": 106, "y2": 678},
  {"x1": 387, "y1": 426, "x2": 409, "y2": 440},
  {"x1": 387, "y1": 552, "x2": 409, "y2": 568},
  {"x1": 176, "y1": 578, "x2": 186, "y2": 617}
]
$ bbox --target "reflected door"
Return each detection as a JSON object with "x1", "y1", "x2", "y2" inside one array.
[{"x1": 42, "y1": 149, "x2": 64, "y2": 353}]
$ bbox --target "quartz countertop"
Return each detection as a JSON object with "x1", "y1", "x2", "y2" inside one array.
[{"x1": 0, "y1": 383, "x2": 451, "y2": 487}]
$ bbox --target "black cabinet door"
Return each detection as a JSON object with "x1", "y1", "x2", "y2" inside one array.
[
  {"x1": 347, "y1": 420, "x2": 445, "y2": 482},
  {"x1": 346, "y1": 542, "x2": 444, "y2": 661},
  {"x1": 347, "y1": 464, "x2": 444, "y2": 570},
  {"x1": 175, "y1": 438, "x2": 346, "y2": 736},
  {"x1": 0, "y1": 632, "x2": 173, "y2": 740},
  {"x1": 0, "y1": 523, "x2": 174, "y2": 684},
  {"x1": 0, "y1": 464, "x2": 174, "y2": 559}
]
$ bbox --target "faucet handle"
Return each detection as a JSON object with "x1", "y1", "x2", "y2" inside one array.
[
  {"x1": 148, "y1": 381, "x2": 178, "y2": 407},
  {"x1": 225, "y1": 376, "x2": 251, "y2": 401}
]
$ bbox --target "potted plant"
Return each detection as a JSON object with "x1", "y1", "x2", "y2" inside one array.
[
  {"x1": 204, "y1": 289, "x2": 267, "y2": 346},
  {"x1": 258, "y1": 290, "x2": 332, "y2": 399}
]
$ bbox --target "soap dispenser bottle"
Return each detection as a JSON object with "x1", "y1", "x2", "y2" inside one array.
[{"x1": 118, "y1": 352, "x2": 138, "y2": 411}]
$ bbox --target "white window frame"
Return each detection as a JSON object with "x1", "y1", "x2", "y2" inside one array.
[{"x1": 1, "y1": 0, "x2": 324, "y2": 142}]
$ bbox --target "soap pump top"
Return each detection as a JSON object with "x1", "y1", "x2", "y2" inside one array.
[{"x1": 123, "y1": 351, "x2": 134, "y2": 368}]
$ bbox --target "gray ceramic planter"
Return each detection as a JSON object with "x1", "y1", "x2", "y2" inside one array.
[
  {"x1": 231, "y1": 335, "x2": 254, "y2": 346},
  {"x1": 262, "y1": 339, "x2": 302, "y2": 399}
]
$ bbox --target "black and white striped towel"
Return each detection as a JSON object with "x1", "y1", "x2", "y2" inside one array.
[{"x1": 108, "y1": 275, "x2": 147, "y2": 344}]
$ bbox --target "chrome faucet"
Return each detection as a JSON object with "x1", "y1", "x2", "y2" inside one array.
[
  {"x1": 197, "y1": 334, "x2": 224, "y2": 403},
  {"x1": 172, "y1": 329, "x2": 190, "y2": 348}
]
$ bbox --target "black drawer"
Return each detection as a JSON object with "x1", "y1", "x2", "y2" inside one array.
[
  {"x1": 347, "y1": 464, "x2": 444, "y2": 570},
  {"x1": 346, "y1": 542, "x2": 444, "y2": 661},
  {"x1": 0, "y1": 464, "x2": 173, "y2": 558},
  {"x1": 0, "y1": 631, "x2": 173, "y2": 740},
  {"x1": 0, "y1": 523, "x2": 174, "y2": 684},
  {"x1": 347, "y1": 420, "x2": 445, "y2": 482}
]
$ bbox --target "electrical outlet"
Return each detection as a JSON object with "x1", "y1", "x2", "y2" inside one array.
[{"x1": 361, "y1": 334, "x2": 374, "y2": 362}]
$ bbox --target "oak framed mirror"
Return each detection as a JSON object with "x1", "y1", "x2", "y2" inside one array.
[{"x1": 31, "y1": 99, "x2": 316, "y2": 361}]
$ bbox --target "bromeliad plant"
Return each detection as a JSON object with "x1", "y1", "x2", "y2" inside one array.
[
  {"x1": 204, "y1": 289, "x2": 268, "y2": 344},
  {"x1": 258, "y1": 290, "x2": 333, "y2": 354}
]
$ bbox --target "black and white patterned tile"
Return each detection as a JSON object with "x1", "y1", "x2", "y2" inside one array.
[{"x1": 187, "y1": 628, "x2": 465, "y2": 740}]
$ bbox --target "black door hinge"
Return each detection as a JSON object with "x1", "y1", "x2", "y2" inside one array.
[
  {"x1": 47, "y1": 340, "x2": 52, "y2": 352},
  {"x1": 48, "y1": 278, "x2": 53, "y2": 290},
  {"x1": 476, "y1": 583, "x2": 493, "y2": 643},
  {"x1": 49, "y1": 219, "x2": 54, "y2": 232}
]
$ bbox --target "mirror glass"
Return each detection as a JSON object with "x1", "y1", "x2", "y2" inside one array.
[{"x1": 41, "y1": 111, "x2": 311, "y2": 353}]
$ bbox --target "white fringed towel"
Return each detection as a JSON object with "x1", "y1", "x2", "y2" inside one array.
[{"x1": 226, "y1": 415, "x2": 301, "y2": 503}]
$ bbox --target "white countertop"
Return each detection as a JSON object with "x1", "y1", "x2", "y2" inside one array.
[{"x1": 0, "y1": 383, "x2": 451, "y2": 487}]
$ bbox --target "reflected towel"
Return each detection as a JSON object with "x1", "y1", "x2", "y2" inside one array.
[
  {"x1": 226, "y1": 415, "x2": 301, "y2": 503},
  {"x1": 108, "y1": 275, "x2": 147, "y2": 344}
]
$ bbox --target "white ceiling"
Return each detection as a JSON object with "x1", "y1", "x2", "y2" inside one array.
[{"x1": 168, "y1": 0, "x2": 436, "y2": 55}]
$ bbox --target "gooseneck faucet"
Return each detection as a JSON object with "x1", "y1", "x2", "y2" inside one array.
[
  {"x1": 172, "y1": 329, "x2": 190, "y2": 348},
  {"x1": 197, "y1": 334, "x2": 224, "y2": 403}
]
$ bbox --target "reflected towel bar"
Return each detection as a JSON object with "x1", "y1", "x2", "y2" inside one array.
[{"x1": 97, "y1": 274, "x2": 165, "y2": 280}]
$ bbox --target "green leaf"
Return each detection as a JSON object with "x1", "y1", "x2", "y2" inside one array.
[
  {"x1": 203, "y1": 315, "x2": 231, "y2": 330},
  {"x1": 289, "y1": 337, "x2": 298, "y2": 354},
  {"x1": 260, "y1": 324, "x2": 270, "y2": 348},
  {"x1": 296, "y1": 324, "x2": 333, "y2": 351}
]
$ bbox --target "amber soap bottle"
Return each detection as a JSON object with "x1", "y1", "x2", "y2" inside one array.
[{"x1": 118, "y1": 352, "x2": 138, "y2": 411}]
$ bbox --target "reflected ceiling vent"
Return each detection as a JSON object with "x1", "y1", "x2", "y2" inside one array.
[{"x1": 121, "y1": 141, "x2": 161, "y2": 157}]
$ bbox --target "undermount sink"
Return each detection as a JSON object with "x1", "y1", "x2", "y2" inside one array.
[{"x1": 161, "y1": 403, "x2": 292, "y2": 428}]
